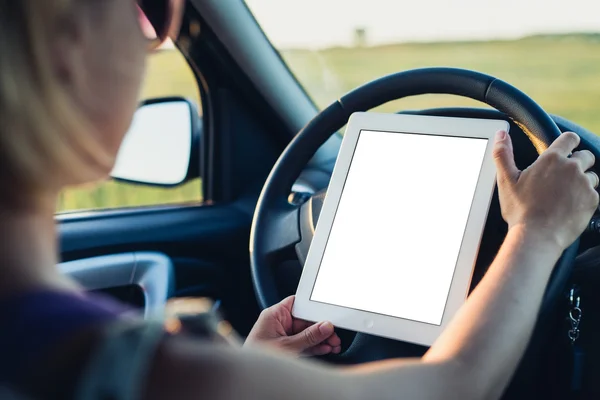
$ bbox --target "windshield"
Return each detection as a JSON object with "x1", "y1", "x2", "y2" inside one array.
[{"x1": 246, "y1": 0, "x2": 600, "y2": 132}]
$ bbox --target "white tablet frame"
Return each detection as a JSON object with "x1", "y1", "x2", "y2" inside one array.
[{"x1": 293, "y1": 112, "x2": 509, "y2": 346}]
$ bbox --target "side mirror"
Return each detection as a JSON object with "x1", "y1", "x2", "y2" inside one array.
[{"x1": 110, "y1": 97, "x2": 199, "y2": 186}]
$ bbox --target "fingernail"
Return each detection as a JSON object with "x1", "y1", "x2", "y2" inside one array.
[
  {"x1": 319, "y1": 322, "x2": 334, "y2": 335},
  {"x1": 496, "y1": 130, "x2": 506, "y2": 141}
]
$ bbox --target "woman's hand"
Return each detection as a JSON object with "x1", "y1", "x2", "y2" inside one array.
[
  {"x1": 494, "y1": 130, "x2": 599, "y2": 251},
  {"x1": 245, "y1": 295, "x2": 342, "y2": 356}
]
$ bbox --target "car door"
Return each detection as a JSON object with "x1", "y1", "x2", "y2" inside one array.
[{"x1": 57, "y1": 39, "x2": 263, "y2": 335}]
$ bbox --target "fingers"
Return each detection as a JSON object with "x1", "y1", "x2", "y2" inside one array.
[
  {"x1": 569, "y1": 149, "x2": 597, "y2": 188},
  {"x1": 326, "y1": 332, "x2": 342, "y2": 348},
  {"x1": 304, "y1": 344, "x2": 342, "y2": 356},
  {"x1": 586, "y1": 171, "x2": 600, "y2": 189},
  {"x1": 305, "y1": 344, "x2": 333, "y2": 356},
  {"x1": 304, "y1": 336, "x2": 342, "y2": 356},
  {"x1": 276, "y1": 295, "x2": 296, "y2": 312},
  {"x1": 493, "y1": 130, "x2": 520, "y2": 185},
  {"x1": 283, "y1": 321, "x2": 335, "y2": 352},
  {"x1": 306, "y1": 331, "x2": 341, "y2": 356},
  {"x1": 292, "y1": 318, "x2": 314, "y2": 333},
  {"x1": 549, "y1": 131, "x2": 580, "y2": 157},
  {"x1": 264, "y1": 295, "x2": 296, "y2": 323},
  {"x1": 571, "y1": 150, "x2": 595, "y2": 172}
]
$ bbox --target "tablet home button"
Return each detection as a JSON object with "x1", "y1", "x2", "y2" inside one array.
[{"x1": 364, "y1": 319, "x2": 374, "y2": 329}]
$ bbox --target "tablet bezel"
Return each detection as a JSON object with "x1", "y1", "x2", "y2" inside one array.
[{"x1": 293, "y1": 112, "x2": 509, "y2": 347}]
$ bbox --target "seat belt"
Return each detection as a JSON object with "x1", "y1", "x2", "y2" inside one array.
[{"x1": 74, "y1": 320, "x2": 166, "y2": 400}]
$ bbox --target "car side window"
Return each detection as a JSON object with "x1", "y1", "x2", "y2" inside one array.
[{"x1": 57, "y1": 43, "x2": 202, "y2": 213}]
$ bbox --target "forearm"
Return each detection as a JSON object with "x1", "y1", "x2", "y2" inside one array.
[
  {"x1": 149, "y1": 131, "x2": 597, "y2": 400},
  {"x1": 155, "y1": 225, "x2": 563, "y2": 400},
  {"x1": 422, "y1": 225, "x2": 563, "y2": 397}
]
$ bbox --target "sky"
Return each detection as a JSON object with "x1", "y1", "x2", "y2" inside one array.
[{"x1": 245, "y1": 0, "x2": 600, "y2": 49}]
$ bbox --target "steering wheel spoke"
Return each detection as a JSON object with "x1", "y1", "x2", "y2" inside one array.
[
  {"x1": 294, "y1": 190, "x2": 326, "y2": 265},
  {"x1": 260, "y1": 203, "x2": 302, "y2": 258}
]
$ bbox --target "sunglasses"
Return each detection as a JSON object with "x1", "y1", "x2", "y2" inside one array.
[{"x1": 137, "y1": 0, "x2": 184, "y2": 50}]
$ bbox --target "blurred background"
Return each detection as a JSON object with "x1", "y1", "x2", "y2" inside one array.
[{"x1": 58, "y1": 0, "x2": 600, "y2": 213}]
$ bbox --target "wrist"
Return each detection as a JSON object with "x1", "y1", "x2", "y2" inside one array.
[{"x1": 506, "y1": 224, "x2": 565, "y2": 259}]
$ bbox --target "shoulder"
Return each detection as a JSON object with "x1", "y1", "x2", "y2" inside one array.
[
  {"x1": 74, "y1": 301, "x2": 235, "y2": 400},
  {"x1": 0, "y1": 289, "x2": 131, "y2": 396}
]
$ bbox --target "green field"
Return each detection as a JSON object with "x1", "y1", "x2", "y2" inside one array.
[
  {"x1": 58, "y1": 49, "x2": 203, "y2": 212},
  {"x1": 283, "y1": 34, "x2": 600, "y2": 131},
  {"x1": 59, "y1": 34, "x2": 600, "y2": 213}
]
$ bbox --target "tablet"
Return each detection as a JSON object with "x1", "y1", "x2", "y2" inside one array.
[{"x1": 292, "y1": 112, "x2": 509, "y2": 346}]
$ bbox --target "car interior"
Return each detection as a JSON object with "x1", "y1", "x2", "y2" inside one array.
[{"x1": 56, "y1": 0, "x2": 600, "y2": 398}]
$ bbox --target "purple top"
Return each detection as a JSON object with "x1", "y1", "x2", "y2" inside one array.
[{"x1": 0, "y1": 290, "x2": 130, "y2": 385}]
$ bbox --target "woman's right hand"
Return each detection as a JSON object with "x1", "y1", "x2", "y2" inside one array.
[{"x1": 493, "y1": 130, "x2": 599, "y2": 251}]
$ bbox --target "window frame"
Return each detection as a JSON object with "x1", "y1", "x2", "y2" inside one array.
[{"x1": 57, "y1": 40, "x2": 207, "y2": 215}]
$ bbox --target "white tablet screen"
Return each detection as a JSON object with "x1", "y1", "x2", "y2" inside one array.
[{"x1": 310, "y1": 130, "x2": 488, "y2": 326}]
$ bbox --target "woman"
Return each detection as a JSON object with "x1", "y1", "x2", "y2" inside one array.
[{"x1": 0, "y1": 1, "x2": 598, "y2": 399}]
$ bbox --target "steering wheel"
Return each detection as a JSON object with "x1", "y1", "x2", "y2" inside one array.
[{"x1": 249, "y1": 68, "x2": 594, "y2": 396}]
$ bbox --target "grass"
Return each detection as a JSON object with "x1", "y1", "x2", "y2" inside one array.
[
  {"x1": 59, "y1": 34, "x2": 600, "y2": 212},
  {"x1": 58, "y1": 49, "x2": 203, "y2": 213},
  {"x1": 281, "y1": 34, "x2": 600, "y2": 132}
]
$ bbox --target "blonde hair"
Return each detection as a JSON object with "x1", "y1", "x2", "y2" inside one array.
[{"x1": 0, "y1": 0, "x2": 112, "y2": 208}]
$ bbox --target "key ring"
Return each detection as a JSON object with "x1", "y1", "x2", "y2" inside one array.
[{"x1": 568, "y1": 287, "x2": 582, "y2": 345}]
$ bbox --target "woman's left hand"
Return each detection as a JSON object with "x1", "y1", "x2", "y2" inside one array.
[{"x1": 245, "y1": 295, "x2": 342, "y2": 356}]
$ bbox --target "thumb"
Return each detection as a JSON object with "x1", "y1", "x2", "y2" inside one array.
[
  {"x1": 493, "y1": 130, "x2": 520, "y2": 185},
  {"x1": 283, "y1": 322, "x2": 335, "y2": 352}
]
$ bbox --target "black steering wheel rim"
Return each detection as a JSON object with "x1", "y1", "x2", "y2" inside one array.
[
  {"x1": 250, "y1": 67, "x2": 590, "y2": 396},
  {"x1": 251, "y1": 67, "x2": 578, "y2": 308}
]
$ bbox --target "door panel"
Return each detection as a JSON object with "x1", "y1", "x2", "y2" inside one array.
[
  {"x1": 59, "y1": 205, "x2": 247, "y2": 257},
  {"x1": 59, "y1": 252, "x2": 174, "y2": 319},
  {"x1": 58, "y1": 203, "x2": 260, "y2": 335}
]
